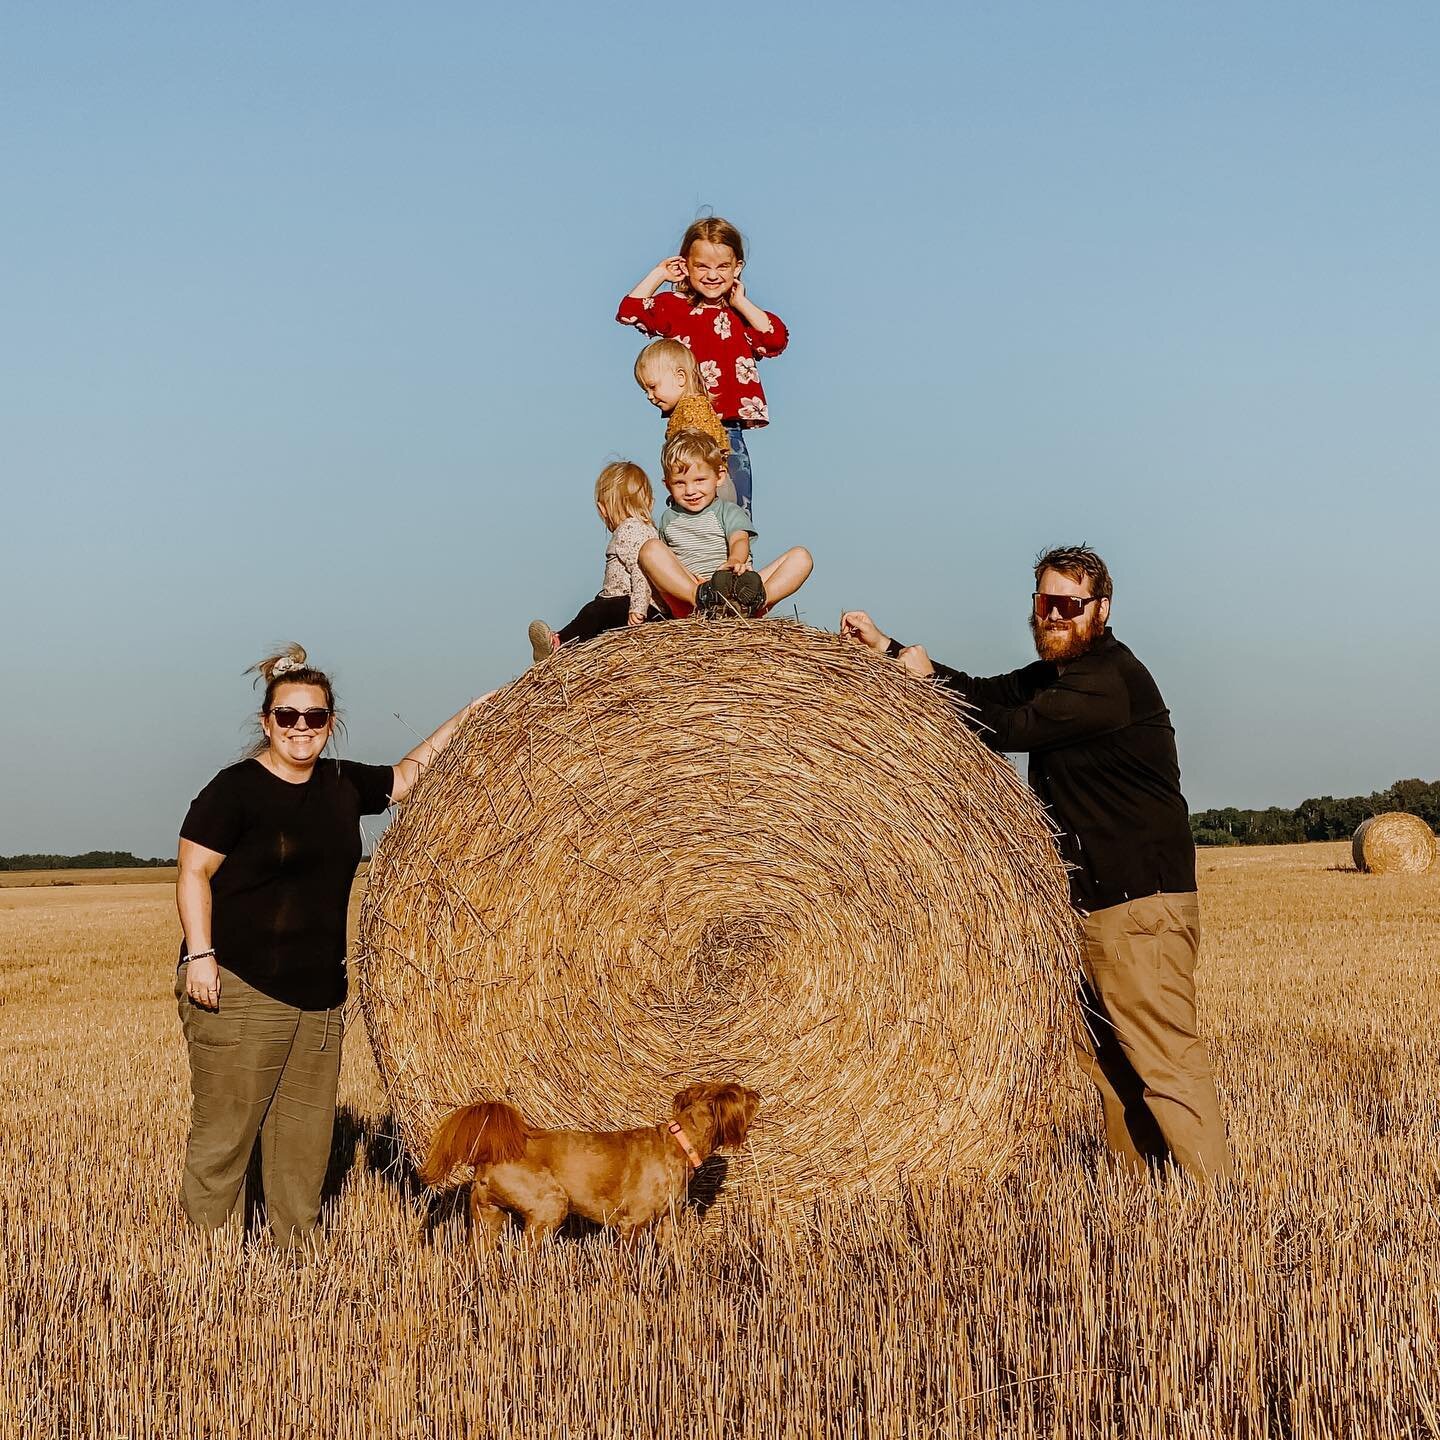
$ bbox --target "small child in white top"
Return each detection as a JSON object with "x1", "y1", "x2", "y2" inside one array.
[{"x1": 528, "y1": 461, "x2": 661, "y2": 662}]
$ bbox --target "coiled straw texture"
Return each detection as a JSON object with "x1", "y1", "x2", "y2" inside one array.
[
  {"x1": 1352, "y1": 812, "x2": 1437, "y2": 875},
  {"x1": 357, "y1": 622, "x2": 1080, "y2": 1219}
]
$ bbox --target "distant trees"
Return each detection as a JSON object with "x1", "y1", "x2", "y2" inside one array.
[
  {"x1": 1192, "y1": 778, "x2": 1440, "y2": 846},
  {"x1": 7, "y1": 785, "x2": 1439, "y2": 863},
  {"x1": 0, "y1": 851, "x2": 171, "y2": 871}
]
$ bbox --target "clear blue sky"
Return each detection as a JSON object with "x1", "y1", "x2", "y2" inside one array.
[{"x1": 3, "y1": 2, "x2": 1436, "y2": 856}]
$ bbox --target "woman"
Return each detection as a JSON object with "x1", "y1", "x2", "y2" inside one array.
[{"x1": 175, "y1": 643, "x2": 487, "y2": 1247}]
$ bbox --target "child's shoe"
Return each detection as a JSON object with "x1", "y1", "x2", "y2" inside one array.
[
  {"x1": 708, "y1": 569, "x2": 741, "y2": 616},
  {"x1": 528, "y1": 620, "x2": 559, "y2": 663},
  {"x1": 694, "y1": 577, "x2": 724, "y2": 618},
  {"x1": 731, "y1": 570, "x2": 767, "y2": 617}
]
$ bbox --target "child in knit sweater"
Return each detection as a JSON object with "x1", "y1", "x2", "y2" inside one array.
[
  {"x1": 527, "y1": 461, "x2": 662, "y2": 663},
  {"x1": 633, "y1": 339, "x2": 736, "y2": 503}
]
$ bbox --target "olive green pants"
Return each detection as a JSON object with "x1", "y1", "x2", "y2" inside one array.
[
  {"x1": 1075, "y1": 893, "x2": 1234, "y2": 1183},
  {"x1": 175, "y1": 962, "x2": 343, "y2": 1246}
]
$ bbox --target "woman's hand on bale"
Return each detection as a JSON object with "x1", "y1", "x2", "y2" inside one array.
[
  {"x1": 897, "y1": 645, "x2": 935, "y2": 679},
  {"x1": 186, "y1": 955, "x2": 220, "y2": 1010},
  {"x1": 839, "y1": 610, "x2": 892, "y2": 654}
]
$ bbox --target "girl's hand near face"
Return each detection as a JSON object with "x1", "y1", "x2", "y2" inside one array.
[
  {"x1": 727, "y1": 277, "x2": 773, "y2": 333},
  {"x1": 629, "y1": 257, "x2": 688, "y2": 301}
]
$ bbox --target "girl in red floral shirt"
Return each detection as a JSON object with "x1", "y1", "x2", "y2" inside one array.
[{"x1": 617, "y1": 217, "x2": 787, "y2": 517}]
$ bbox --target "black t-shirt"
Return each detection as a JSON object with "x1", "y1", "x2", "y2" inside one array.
[{"x1": 180, "y1": 757, "x2": 394, "y2": 1009}]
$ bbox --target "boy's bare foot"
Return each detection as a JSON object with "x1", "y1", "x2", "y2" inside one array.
[{"x1": 528, "y1": 620, "x2": 559, "y2": 663}]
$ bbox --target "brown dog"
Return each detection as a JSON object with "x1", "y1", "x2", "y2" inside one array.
[{"x1": 417, "y1": 1080, "x2": 760, "y2": 1249}]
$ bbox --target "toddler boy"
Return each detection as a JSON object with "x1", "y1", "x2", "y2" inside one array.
[{"x1": 639, "y1": 431, "x2": 812, "y2": 618}]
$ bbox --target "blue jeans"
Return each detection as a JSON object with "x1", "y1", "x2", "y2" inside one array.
[{"x1": 723, "y1": 423, "x2": 753, "y2": 516}]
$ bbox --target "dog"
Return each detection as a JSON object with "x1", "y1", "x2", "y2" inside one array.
[{"x1": 417, "y1": 1080, "x2": 760, "y2": 1249}]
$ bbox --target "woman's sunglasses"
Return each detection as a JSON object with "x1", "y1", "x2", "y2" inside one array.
[
  {"x1": 267, "y1": 706, "x2": 331, "y2": 729},
  {"x1": 1033, "y1": 593, "x2": 1103, "y2": 621}
]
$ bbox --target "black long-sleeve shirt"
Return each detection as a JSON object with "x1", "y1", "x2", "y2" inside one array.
[{"x1": 915, "y1": 629, "x2": 1196, "y2": 913}]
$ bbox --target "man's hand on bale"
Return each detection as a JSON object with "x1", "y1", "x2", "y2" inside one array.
[
  {"x1": 839, "y1": 610, "x2": 892, "y2": 654},
  {"x1": 897, "y1": 645, "x2": 935, "y2": 679}
]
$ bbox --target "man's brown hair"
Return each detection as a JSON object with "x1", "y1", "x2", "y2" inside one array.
[{"x1": 1034, "y1": 545, "x2": 1113, "y2": 600}]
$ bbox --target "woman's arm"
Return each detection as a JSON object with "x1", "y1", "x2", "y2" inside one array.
[
  {"x1": 176, "y1": 838, "x2": 226, "y2": 1009},
  {"x1": 389, "y1": 693, "x2": 495, "y2": 805}
]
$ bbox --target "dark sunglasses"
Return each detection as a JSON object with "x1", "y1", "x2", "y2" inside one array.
[
  {"x1": 268, "y1": 706, "x2": 331, "y2": 729},
  {"x1": 1033, "y1": 592, "x2": 1102, "y2": 621}
]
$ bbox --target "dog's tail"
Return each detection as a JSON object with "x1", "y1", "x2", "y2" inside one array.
[{"x1": 417, "y1": 1102, "x2": 529, "y2": 1187}]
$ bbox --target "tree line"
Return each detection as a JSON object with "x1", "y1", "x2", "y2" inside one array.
[
  {"x1": 0, "y1": 851, "x2": 172, "y2": 871},
  {"x1": 1192, "y1": 778, "x2": 1440, "y2": 846},
  {"x1": 7, "y1": 782, "x2": 1438, "y2": 864}
]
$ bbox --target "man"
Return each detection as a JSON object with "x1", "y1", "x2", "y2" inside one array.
[{"x1": 841, "y1": 546, "x2": 1233, "y2": 1183}]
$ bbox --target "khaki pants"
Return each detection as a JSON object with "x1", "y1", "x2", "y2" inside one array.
[
  {"x1": 175, "y1": 963, "x2": 343, "y2": 1246},
  {"x1": 1075, "y1": 893, "x2": 1234, "y2": 1182}
]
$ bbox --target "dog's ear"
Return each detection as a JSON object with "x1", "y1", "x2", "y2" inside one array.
[
  {"x1": 710, "y1": 1084, "x2": 760, "y2": 1147},
  {"x1": 672, "y1": 1082, "x2": 708, "y2": 1113}
]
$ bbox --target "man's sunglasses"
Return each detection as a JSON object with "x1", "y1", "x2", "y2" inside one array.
[
  {"x1": 1033, "y1": 592, "x2": 1103, "y2": 621},
  {"x1": 267, "y1": 706, "x2": 331, "y2": 729}
]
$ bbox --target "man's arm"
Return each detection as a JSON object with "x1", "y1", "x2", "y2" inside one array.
[
  {"x1": 917, "y1": 650, "x2": 1054, "y2": 712},
  {"x1": 943, "y1": 660, "x2": 1130, "y2": 751},
  {"x1": 858, "y1": 625, "x2": 1124, "y2": 754},
  {"x1": 841, "y1": 610, "x2": 1055, "y2": 726}
]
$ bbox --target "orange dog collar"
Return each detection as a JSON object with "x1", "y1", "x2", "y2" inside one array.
[{"x1": 667, "y1": 1121, "x2": 702, "y2": 1170}]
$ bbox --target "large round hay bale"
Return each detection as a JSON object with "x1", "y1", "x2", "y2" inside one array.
[
  {"x1": 1352, "y1": 812, "x2": 1437, "y2": 875},
  {"x1": 357, "y1": 622, "x2": 1079, "y2": 1218}
]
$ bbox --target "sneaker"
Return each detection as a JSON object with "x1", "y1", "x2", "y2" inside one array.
[
  {"x1": 731, "y1": 570, "x2": 767, "y2": 617},
  {"x1": 527, "y1": 620, "x2": 559, "y2": 663},
  {"x1": 693, "y1": 579, "x2": 723, "y2": 618},
  {"x1": 707, "y1": 568, "x2": 741, "y2": 615}
]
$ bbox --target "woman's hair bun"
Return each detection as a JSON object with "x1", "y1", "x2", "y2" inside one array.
[{"x1": 246, "y1": 643, "x2": 309, "y2": 686}]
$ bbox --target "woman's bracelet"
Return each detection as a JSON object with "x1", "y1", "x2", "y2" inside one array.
[{"x1": 186, "y1": 947, "x2": 217, "y2": 962}]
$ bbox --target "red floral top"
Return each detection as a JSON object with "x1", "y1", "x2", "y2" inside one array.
[{"x1": 616, "y1": 291, "x2": 789, "y2": 428}]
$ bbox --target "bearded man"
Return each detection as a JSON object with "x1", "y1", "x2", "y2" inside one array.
[{"x1": 841, "y1": 545, "x2": 1233, "y2": 1183}]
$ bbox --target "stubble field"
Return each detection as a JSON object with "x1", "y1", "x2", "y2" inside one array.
[{"x1": 1, "y1": 844, "x2": 1436, "y2": 1439}]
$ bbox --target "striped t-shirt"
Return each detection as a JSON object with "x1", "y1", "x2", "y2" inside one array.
[{"x1": 657, "y1": 498, "x2": 756, "y2": 577}]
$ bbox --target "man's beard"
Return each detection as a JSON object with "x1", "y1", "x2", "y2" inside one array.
[{"x1": 1030, "y1": 612, "x2": 1105, "y2": 663}]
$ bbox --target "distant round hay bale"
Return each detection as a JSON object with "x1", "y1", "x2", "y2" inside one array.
[
  {"x1": 1352, "y1": 812, "x2": 1437, "y2": 875},
  {"x1": 356, "y1": 622, "x2": 1079, "y2": 1219}
]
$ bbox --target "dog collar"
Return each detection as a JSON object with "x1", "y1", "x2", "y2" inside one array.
[{"x1": 667, "y1": 1121, "x2": 703, "y2": 1170}]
